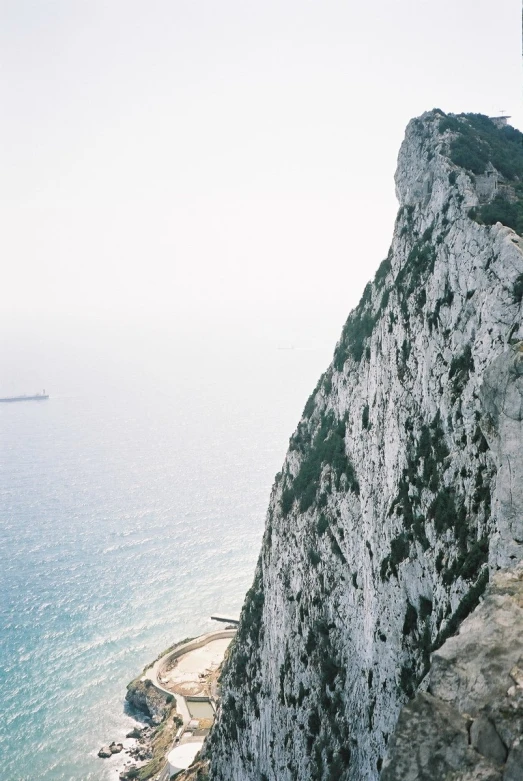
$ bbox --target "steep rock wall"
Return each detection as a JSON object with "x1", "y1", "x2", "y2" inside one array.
[
  {"x1": 208, "y1": 111, "x2": 523, "y2": 781},
  {"x1": 382, "y1": 565, "x2": 523, "y2": 780},
  {"x1": 481, "y1": 344, "x2": 523, "y2": 570}
]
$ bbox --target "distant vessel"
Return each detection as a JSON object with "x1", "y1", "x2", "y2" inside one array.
[{"x1": 0, "y1": 390, "x2": 49, "y2": 403}]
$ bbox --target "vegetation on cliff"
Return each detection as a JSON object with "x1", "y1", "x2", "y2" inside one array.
[
  {"x1": 440, "y1": 112, "x2": 523, "y2": 235},
  {"x1": 207, "y1": 109, "x2": 523, "y2": 781}
]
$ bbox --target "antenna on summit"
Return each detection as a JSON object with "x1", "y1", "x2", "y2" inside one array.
[{"x1": 490, "y1": 110, "x2": 511, "y2": 129}]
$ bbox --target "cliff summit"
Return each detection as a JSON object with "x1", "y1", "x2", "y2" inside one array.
[{"x1": 205, "y1": 110, "x2": 523, "y2": 781}]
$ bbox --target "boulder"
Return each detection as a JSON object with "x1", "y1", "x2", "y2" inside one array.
[
  {"x1": 119, "y1": 766, "x2": 138, "y2": 780},
  {"x1": 383, "y1": 568, "x2": 523, "y2": 780},
  {"x1": 97, "y1": 746, "x2": 112, "y2": 758},
  {"x1": 504, "y1": 738, "x2": 523, "y2": 781},
  {"x1": 381, "y1": 691, "x2": 472, "y2": 780},
  {"x1": 125, "y1": 677, "x2": 169, "y2": 725},
  {"x1": 470, "y1": 715, "x2": 507, "y2": 764},
  {"x1": 450, "y1": 759, "x2": 503, "y2": 781}
]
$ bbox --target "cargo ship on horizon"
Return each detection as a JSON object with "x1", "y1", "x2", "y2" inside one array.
[{"x1": 0, "y1": 390, "x2": 49, "y2": 403}]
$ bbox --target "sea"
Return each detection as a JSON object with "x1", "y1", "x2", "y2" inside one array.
[{"x1": 0, "y1": 320, "x2": 332, "y2": 781}]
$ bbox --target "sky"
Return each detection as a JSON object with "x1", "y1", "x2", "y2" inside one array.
[{"x1": 1, "y1": 0, "x2": 522, "y2": 357}]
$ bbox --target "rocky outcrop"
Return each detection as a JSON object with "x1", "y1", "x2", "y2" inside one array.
[
  {"x1": 481, "y1": 344, "x2": 523, "y2": 570},
  {"x1": 382, "y1": 566, "x2": 523, "y2": 780},
  {"x1": 205, "y1": 111, "x2": 523, "y2": 781},
  {"x1": 125, "y1": 677, "x2": 171, "y2": 726}
]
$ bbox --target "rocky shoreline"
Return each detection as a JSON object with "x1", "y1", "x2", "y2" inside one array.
[
  {"x1": 97, "y1": 633, "x2": 224, "y2": 781},
  {"x1": 97, "y1": 669, "x2": 182, "y2": 780},
  {"x1": 97, "y1": 627, "x2": 236, "y2": 779}
]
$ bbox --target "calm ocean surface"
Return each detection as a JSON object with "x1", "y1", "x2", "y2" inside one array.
[{"x1": 0, "y1": 330, "x2": 330, "y2": 781}]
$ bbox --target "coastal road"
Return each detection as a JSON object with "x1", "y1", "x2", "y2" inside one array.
[
  {"x1": 145, "y1": 630, "x2": 236, "y2": 780},
  {"x1": 158, "y1": 764, "x2": 170, "y2": 781},
  {"x1": 145, "y1": 629, "x2": 236, "y2": 724}
]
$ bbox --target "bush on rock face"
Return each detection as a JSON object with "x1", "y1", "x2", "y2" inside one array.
[
  {"x1": 470, "y1": 193, "x2": 523, "y2": 236},
  {"x1": 442, "y1": 113, "x2": 523, "y2": 179},
  {"x1": 513, "y1": 274, "x2": 523, "y2": 303}
]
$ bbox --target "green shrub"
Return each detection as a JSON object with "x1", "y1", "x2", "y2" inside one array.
[
  {"x1": 449, "y1": 344, "x2": 474, "y2": 379},
  {"x1": 380, "y1": 556, "x2": 392, "y2": 581},
  {"x1": 374, "y1": 255, "x2": 392, "y2": 287},
  {"x1": 450, "y1": 135, "x2": 490, "y2": 175},
  {"x1": 439, "y1": 116, "x2": 461, "y2": 134},
  {"x1": 416, "y1": 288, "x2": 427, "y2": 313},
  {"x1": 427, "y1": 284, "x2": 454, "y2": 333},
  {"x1": 334, "y1": 308, "x2": 376, "y2": 368},
  {"x1": 459, "y1": 536, "x2": 488, "y2": 580},
  {"x1": 449, "y1": 344, "x2": 474, "y2": 399},
  {"x1": 433, "y1": 568, "x2": 489, "y2": 650},
  {"x1": 321, "y1": 656, "x2": 341, "y2": 689},
  {"x1": 282, "y1": 412, "x2": 359, "y2": 515},
  {"x1": 419, "y1": 596, "x2": 433, "y2": 620},
  {"x1": 280, "y1": 487, "x2": 294, "y2": 515},
  {"x1": 316, "y1": 514, "x2": 329, "y2": 536},
  {"x1": 308, "y1": 707, "x2": 321, "y2": 736},
  {"x1": 441, "y1": 114, "x2": 523, "y2": 236},
  {"x1": 443, "y1": 535, "x2": 489, "y2": 587},
  {"x1": 308, "y1": 548, "x2": 321, "y2": 567},
  {"x1": 303, "y1": 390, "x2": 317, "y2": 419},
  {"x1": 401, "y1": 339, "x2": 411, "y2": 364},
  {"x1": 422, "y1": 223, "x2": 434, "y2": 242},
  {"x1": 428, "y1": 487, "x2": 459, "y2": 534},
  {"x1": 381, "y1": 530, "x2": 412, "y2": 581},
  {"x1": 470, "y1": 193, "x2": 523, "y2": 235},
  {"x1": 395, "y1": 240, "x2": 437, "y2": 306},
  {"x1": 333, "y1": 271, "x2": 394, "y2": 370},
  {"x1": 513, "y1": 274, "x2": 523, "y2": 303},
  {"x1": 305, "y1": 629, "x2": 316, "y2": 655},
  {"x1": 234, "y1": 569, "x2": 264, "y2": 649},
  {"x1": 297, "y1": 682, "x2": 309, "y2": 706},
  {"x1": 472, "y1": 425, "x2": 489, "y2": 453},
  {"x1": 399, "y1": 663, "x2": 416, "y2": 698},
  {"x1": 390, "y1": 533, "x2": 410, "y2": 565},
  {"x1": 403, "y1": 602, "x2": 418, "y2": 635},
  {"x1": 442, "y1": 114, "x2": 523, "y2": 178}
]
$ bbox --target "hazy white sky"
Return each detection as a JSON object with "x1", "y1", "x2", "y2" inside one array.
[{"x1": 1, "y1": 0, "x2": 522, "y2": 348}]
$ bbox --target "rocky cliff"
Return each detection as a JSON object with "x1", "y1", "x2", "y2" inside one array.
[
  {"x1": 382, "y1": 565, "x2": 523, "y2": 780},
  {"x1": 207, "y1": 111, "x2": 523, "y2": 781}
]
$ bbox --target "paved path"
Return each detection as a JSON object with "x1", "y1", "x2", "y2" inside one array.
[
  {"x1": 145, "y1": 629, "x2": 236, "y2": 780},
  {"x1": 145, "y1": 629, "x2": 235, "y2": 717},
  {"x1": 158, "y1": 765, "x2": 170, "y2": 781}
]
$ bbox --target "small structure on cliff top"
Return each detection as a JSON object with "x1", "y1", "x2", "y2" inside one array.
[{"x1": 489, "y1": 114, "x2": 510, "y2": 128}]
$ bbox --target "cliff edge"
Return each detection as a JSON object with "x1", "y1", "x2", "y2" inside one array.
[{"x1": 206, "y1": 111, "x2": 523, "y2": 781}]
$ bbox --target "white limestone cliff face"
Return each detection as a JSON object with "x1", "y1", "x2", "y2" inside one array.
[
  {"x1": 207, "y1": 111, "x2": 523, "y2": 781},
  {"x1": 481, "y1": 345, "x2": 523, "y2": 570}
]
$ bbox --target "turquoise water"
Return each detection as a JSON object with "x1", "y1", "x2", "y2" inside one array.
[{"x1": 0, "y1": 331, "x2": 329, "y2": 781}]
